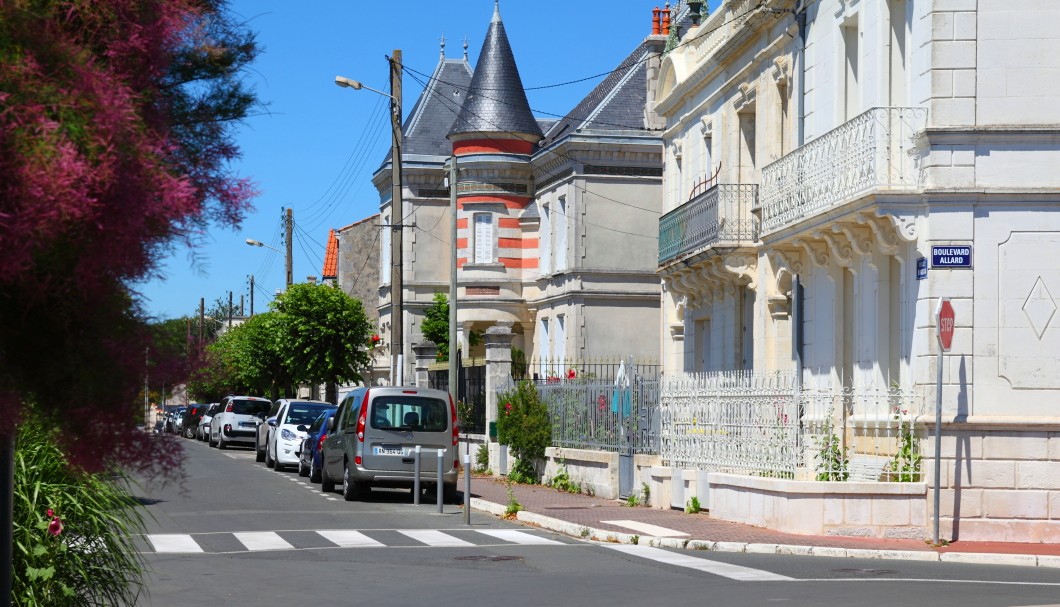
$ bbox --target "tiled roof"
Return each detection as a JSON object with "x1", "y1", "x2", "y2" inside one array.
[
  {"x1": 542, "y1": 37, "x2": 665, "y2": 144},
  {"x1": 448, "y1": 3, "x2": 542, "y2": 140},
  {"x1": 322, "y1": 229, "x2": 338, "y2": 279}
]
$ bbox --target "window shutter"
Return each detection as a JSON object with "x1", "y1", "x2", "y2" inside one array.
[{"x1": 474, "y1": 213, "x2": 493, "y2": 263}]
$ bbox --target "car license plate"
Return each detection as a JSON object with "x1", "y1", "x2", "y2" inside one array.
[
  {"x1": 373, "y1": 446, "x2": 405, "y2": 456},
  {"x1": 239, "y1": 421, "x2": 255, "y2": 428}
]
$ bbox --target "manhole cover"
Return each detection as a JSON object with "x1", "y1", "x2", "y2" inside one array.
[
  {"x1": 831, "y1": 568, "x2": 897, "y2": 575},
  {"x1": 454, "y1": 555, "x2": 522, "y2": 562}
]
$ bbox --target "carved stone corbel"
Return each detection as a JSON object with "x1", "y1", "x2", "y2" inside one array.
[
  {"x1": 855, "y1": 213, "x2": 900, "y2": 256},
  {"x1": 875, "y1": 209, "x2": 918, "y2": 242},
  {"x1": 813, "y1": 230, "x2": 854, "y2": 267},
  {"x1": 721, "y1": 253, "x2": 758, "y2": 290},
  {"x1": 792, "y1": 238, "x2": 829, "y2": 267},
  {"x1": 770, "y1": 56, "x2": 791, "y2": 87},
  {"x1": 835, "y1": 224, "x2": 874, "y2": 257}
]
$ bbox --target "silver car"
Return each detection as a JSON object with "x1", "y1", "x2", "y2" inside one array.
[{"x1": 320, "y1": 386, "x2": 458, "y2": 502}]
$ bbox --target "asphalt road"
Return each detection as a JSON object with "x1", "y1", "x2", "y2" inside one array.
[{"x1": 134, "y1": 437, "x2": 1060, "y2": 607}]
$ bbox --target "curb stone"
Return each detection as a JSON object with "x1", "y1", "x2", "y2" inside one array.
[{"x1": 469, "y1": 498, "x2": 1052, "y2": 568}]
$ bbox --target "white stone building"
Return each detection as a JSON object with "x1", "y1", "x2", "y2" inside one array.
[{"x1": 656, "y1": 0, "x2": 1060, "y2": 542}]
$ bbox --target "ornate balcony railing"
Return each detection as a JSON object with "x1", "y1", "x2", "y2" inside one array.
[
  {"x1": 759, "y1": 106, "x2": 927, "y2": 234},
  {"x1": 658, "y1": 184, "x2": 759, "y2": 264}
]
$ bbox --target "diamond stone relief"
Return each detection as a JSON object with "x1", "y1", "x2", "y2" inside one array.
[{"x1": 1022, "y1": 276, "x2": 1057, "y2": 340}]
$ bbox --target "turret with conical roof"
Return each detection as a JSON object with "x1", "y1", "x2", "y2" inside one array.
[{"x1": 448, "y1": 1, "x2": 542, "y2": 142}]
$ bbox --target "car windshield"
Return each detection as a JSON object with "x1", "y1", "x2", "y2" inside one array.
[
  {"x1": 231, "y1": 399, "x2": 269, "y2": 416},
  {"x1": 308, "y1": 411, "x2": 332, "y2": 433},
  {"x1": 286, "y1": 403, "x2": 335, "y2": 426},
  {"x1": 370, "y1": 396, "x2": 448, "y2": 431}
]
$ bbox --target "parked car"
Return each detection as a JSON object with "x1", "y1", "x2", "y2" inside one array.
[
  {"x1": 320, "y1": 386, "x2": 458, "y2": 502},
  {"x1": 165, "y1": 407, "x2": 187, "y2": 434},
  {"x1": 299, "y1": 410, "x2": 336, "y2": 482},
  {"x1": 197, "y1": 403, "x2": 220, "y2": 441},
  {"x1": 255, "y1": 400, "x2": 285, "y2": 462},
  {"x1": 265, "y1": 400, "x2": 336, "y2": 471},
  {"x1": 209, "y1": 395, "x2": 270, "y2": 449},
  {"x1": 181, "y1": 404, "x2": 208, "y2": 439}
]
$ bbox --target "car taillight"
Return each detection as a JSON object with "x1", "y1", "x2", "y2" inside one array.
[
  {"x1": 225, "y1": 403, "x2": 233, "y2": 412},
  {"x1": 356, "y1": 390, "x2": 370, "y2": 442},
  {"x1": 223, "y1": 424, "x2": 232, "y2": 434},
  {"x1": 449, "y1": 394, "x2": 459, "y2": 446},
  {"x1": 317, "y1": 433, "x2": 327, "y2": 450}
]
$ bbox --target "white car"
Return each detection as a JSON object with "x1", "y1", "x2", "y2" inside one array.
[
  {"x1": 209, "y1": 395, "x2": 270, "y2": 449},
  {"x1": 197, "y1": 403, "x2": 220, "y2": 441},
  {"x1": 265, "y1": 400, "x2": 335, "y2": 471}
]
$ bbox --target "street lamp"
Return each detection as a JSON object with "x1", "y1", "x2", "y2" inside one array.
[
  {"x1": 335, "y1": 50, "x2": 405, "y2": 386},
  {"x1": 245, "y1": 215, "x2": 293, "y2": 288}
]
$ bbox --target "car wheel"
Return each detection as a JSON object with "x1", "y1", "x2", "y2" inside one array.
[
  {"x1": 443, "y1": 483, "x2": 459, "y2": 504},
  {"x1": 255, "y1": 439, "x2": 266, "y2": 462},
  {"x1": 342, "y1": 464, "x2": 366, "y2": 502},
  {"x1": 297, "y1": 458, "x2": 309, "y2": 477},
  {"x1": 309, "y1": 457, "x2": 322, "y2": 483},
  {"x1": 265, "y1": 444, "x2": 275, "y2": 468},
  {"x1": 320, "y1": 462, "x2": 335, "y2": 493},
  {"x1": 208, "y1": 433, "x2": 216, "y2": 448},
  {"x1": 217, "y1": 436, "x2": 227, "y2": 450},
  {"x1": 184, "y1": 426, "x2": 196, "y2": 439}
]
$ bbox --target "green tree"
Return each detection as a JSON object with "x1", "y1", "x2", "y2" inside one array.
[
  {"x1": 421, "y1": 292, "x2": 452, "y2": 360},
  {"x1": 273, "y1": 284, "x2": 373, "y2": 403},
  {"x1": 496, "y1": 381, "x2": 551, "y2": 484}
]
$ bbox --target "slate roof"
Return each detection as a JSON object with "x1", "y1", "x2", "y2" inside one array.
[
  {"x1": 542, "y1": 37, "x2": 665, "y2": 145},
  {"x1": 448, "y1": 3, "x2": 542, "y2": 140},
  {"x1": 322, "y1": 229, "x2": 338, "y2": 279},
  {"x1": 401, "y1": 57, "x2": 474, "y2": 157}
]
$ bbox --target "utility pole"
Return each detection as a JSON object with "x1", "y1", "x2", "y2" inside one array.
[
  {"x1": 240, "y1": 294, "x2": 244, "y2": 317},
  {"x1": 228, "y1": 291, "x2": 233, "y2": 329},
  {"x1": 285, "y1": 208, "x2": 294, "y2": 289},
  {"x1": 249, "y1": 274, "x2": 255, "y2": 316},
  {"x1": 199, "y1": 298, "x2": 205, "y2": 345},
  {"x1": 390, "y1": 50, "x2": 404, "y2": 385},
  {"x1": 448, "y1": 154, "x2": 459, "y2": 400}
]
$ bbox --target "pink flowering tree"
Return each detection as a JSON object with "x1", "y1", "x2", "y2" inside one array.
[{"x1": 0, "y1": 0, "x2": 259, "y2": 471}]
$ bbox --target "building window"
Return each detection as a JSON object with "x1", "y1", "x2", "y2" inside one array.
[
  {"x1": 473, "y1": 212, "x2": 494, "y2": 263},
  {"x1": 539, "y1": 202, "x2": 551, "y2": 275},
  {"x1": 555, "y1": 195, "x2": 567, "y2": 270},
  {"x1": 538, "y1": 317, "x2": 550, "y2": 371},
  {"x1": 555, "y1": 314, "x2": 566, "y2": 367},
  {"x1": 842, "y1": 17, "x2": 861, "y2": 121}
]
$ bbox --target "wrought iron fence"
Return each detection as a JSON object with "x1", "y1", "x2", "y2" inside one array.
[
  {"x1": 429, "y1": 364, "x2": 486, "y2": 434},
  {"x1": 759, "y1": 106, "x2": 927, "y2": 234},
  {"x1": 658, "y1": 184, "x2": 759, "y2": 264},
  {"x1": 522, "y1": 357, "x2": 661, "y2": 383},
  {"x1": 535, "y1": 378, "x2": 660, "y2": 454},
  {"x1": 660, "y1": 371, "x2": 925, "y2": 481}
]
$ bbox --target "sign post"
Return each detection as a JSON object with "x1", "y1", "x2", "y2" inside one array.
[{"x1": 933, "y1": 298, "x2": 955, "y2": 545}]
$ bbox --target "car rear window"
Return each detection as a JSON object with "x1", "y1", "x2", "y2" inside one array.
[
  {"x1": 370, "y1": 396, "x2": 448, "y2": 432},
  {"x1": 286, "y1": 403, "x2": 335, "y2": 426},
  {"x1": 231, "y1": 399, "x2": 270, "y2": 416},
  {"x1": 308, "y1": 411, "x2": 332, "y2": 433}
]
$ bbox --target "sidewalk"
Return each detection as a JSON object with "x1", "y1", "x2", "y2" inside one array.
[{"x1": 468, "y1": 475, "x2": 1060, "y2": 568}]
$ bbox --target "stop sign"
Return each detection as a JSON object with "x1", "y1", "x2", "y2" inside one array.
[{"x1": 936, "y1": 298, "x2": 955, "y2": 352}]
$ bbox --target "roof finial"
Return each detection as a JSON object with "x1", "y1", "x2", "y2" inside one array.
[
  {"x1": 492, "y1": 0, "x2": 501, "y2": 23},
  {"x1": 463, "y1": 36, "x2": 469, "y2": 61},
  {"x1": 440, "y1": 33, "x2": 446, "y2": 58}
]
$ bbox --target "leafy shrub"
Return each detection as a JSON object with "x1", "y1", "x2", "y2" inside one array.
[
  {"x1": 496, "y1": 381, "x2": 550, "y2": 484},
  {"x1": 13, "y1": 421, "x2": 149, "y2": 606},
  {"x1": 475, "y1": 443, "x2": 489, "y2": 473}
]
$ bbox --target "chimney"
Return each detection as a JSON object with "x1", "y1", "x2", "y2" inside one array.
[
  {"x1": 653, "y1": 7, "x2": 661, "y2": 35},
  {"x1": 661, "y1": 3, "x2": 671, "y2": 36},
  {"x1": 307, "y1": 275, "x2": 318, "y2": 284}
]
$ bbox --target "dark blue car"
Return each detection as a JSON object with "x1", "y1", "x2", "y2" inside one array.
[{"x1": 298, "y1": 409, "x2": 335, "y2": 483}]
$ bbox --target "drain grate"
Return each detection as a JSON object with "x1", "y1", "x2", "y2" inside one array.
[
  {"x1": 831, "y1": 568, "x2": 898, "y2": 575},
  {"x1": 454, "y1": 555, "x2": 523, "y2": 562}
]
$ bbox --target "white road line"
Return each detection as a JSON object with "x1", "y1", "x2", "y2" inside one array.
[
  {"x1": 317, "y1": 530, "x2": 386, "y2": 548},
  {"x1": 233, "y1": 531, "x2": 294, "y2": 552},
  {"x1": 604, "y1": 544, "x2": 794, "y2": 582},
  {"x1": 476, "y1": 529, "x2": 565, "y2": 545},
  {"x1": 600, "y1": 520, "x2": 689, "y2": 538},
  {"x1": 398, "y1": 529, "x2": 475, "y2": 547},
  {"x1": 146, "y1": 534, "x2": 203, "y2": 554}
]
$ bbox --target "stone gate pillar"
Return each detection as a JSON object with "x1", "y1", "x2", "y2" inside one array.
[
  {"x1": 484, "y1": 322, "x2": 514, "y2": 473},
  {"x1": 411, "y1": 342, "x2": 438, "y2": 389}
]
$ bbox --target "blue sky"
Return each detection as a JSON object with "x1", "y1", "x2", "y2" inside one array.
[{"x1": 137, "y1": 1, "x2": 692, "y2": 320}]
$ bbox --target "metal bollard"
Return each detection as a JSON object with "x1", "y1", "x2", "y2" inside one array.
[
  {"x1": 413, "y1": 445, "x2": 421, "y2": 506},
  {"x1": 436, "y1": 449, "x2": 444, "y2": 513},
  {"x1": 463, "y1": 453, "x2": 471, "y2": 525}
]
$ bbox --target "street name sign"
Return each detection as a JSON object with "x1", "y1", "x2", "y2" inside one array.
[
  {"x1": 931, "y1": 245, "x2": 972, "y2": 268},
  {"x1": 916, "y1": 257, "x2": 928, "y2": 280}
]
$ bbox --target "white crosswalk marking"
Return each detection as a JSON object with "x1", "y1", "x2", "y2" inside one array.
[
  {"x1": 477, "y1": 529, "x2": 566, "y2": 545},
  {"x1": 317, "y1": 530, "x2": 385, "y2": 548},
  {"x1": 601, "y1": 520, "x2": 689, "y2": 538},
  {"x1": 147, "y1": 534, "x2": 204, "y2": 554},
  {"x1": 233, "y1": 531, "x2": 294, "y2": 551},
  {"x1": 604, "y1": 544, "x2": 793, "y2": 582},
  {"x1": 398, "y1": 529, "x2": 475, "y2": 547}
]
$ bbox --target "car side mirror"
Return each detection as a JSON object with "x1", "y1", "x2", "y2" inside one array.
[
  {"x1": 297, "y1": 424, "x2": 308, "y2": 432},
  {"x1": 327, "y1": 417, "x2": 335, "y2": 431},
  {"x1": 267, "y1": 419, "x2": 277, "y2": 427}
]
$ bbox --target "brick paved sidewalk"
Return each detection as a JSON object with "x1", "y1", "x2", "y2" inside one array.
[{"x1": 469, "y1": 475, "x2": 1060, "y2": 560}]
